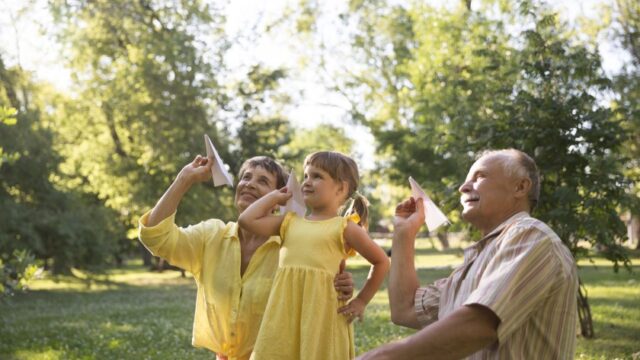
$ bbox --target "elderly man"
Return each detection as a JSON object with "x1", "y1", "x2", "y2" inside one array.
[{"x1": 358, "y1": 149, "x2": 578, "y2": 359}]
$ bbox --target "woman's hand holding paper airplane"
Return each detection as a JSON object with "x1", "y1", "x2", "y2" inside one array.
[{"x1": 177, "y1": 154, "x2": 214, "y2": 185}]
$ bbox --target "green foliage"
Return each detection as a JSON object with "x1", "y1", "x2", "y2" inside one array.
[
  {"x1": 339, "y1": 1, "x2": 634, "y2": 267},
  {"x1": 0, "y1": 56, "x2": 124, "y2": 274},
  {"x1": 608, "y1": 0, "x2": 640, "y2": 208},
  {"x1": 0, "y1": 106, "x2": 16, "y2": 125},
  {"x1": 49, "y1": 0, "x2": 235, "y2": 230},
  {"x1": 0, "y1": 249, "x2": 38, "y2": 298},
  {"x1": 0, "y1": 106, "x2": 18, "y2": 168},
  {"x1": 282, "y1": 124, "x2": 355, "y2": 174}
]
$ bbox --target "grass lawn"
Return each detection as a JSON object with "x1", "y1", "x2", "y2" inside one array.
[{"x1": 1, "y1": 240, "x2": 638, "y2": 359}]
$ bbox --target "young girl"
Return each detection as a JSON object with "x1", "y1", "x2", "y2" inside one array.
[{"x1": 238, "y1": 151, "x2": 390, "y2": 360}]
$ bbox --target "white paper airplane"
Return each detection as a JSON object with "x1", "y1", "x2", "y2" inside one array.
[
  {"x1": 279, "y1": 172, "x2": 306, "y2": 217},
  {"x1": 409, "y1": 176, "x2": 449, "y2": 231},
  {"x1": 204, "y1": 134, "x2": 234, "y2": 187}
]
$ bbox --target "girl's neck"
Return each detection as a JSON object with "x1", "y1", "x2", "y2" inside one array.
[{"x1": 306, "y1": 204, "x2": 340, "y2": 221}]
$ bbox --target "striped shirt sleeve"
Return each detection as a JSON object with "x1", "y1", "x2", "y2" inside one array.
[
  {"x1": 414, "y1": 278, "x2": 447, "y2": 327},
  {"x1": 464, "y1": 224, "x2": 562, "y2": 343}
]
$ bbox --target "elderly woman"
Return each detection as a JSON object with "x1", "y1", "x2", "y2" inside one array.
[{"x1": 139, "y1": 155, "x2": 354, "y2": 360}]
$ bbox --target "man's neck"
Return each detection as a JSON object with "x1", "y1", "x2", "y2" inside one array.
[{"x1": 480, "y1": 208, "x2": 529, "y2": 236}]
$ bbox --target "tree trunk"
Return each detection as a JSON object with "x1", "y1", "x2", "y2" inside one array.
[
  {"x1": 577, "y1": 277, "x2": 594, "y2": 338},
  {"x1": 436, "y1": 231, "x2": 450, "y2": 250},
  {"x1": 629, "y1": 214, "x2": 640, "y2": 250},
  {"x1": 139, "y1": 242, "x2": 153, "y2": 267}
]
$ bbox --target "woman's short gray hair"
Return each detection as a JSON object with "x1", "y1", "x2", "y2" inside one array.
[{"x1": 477, "y1": 149, "x2": 541, "y2": 210}]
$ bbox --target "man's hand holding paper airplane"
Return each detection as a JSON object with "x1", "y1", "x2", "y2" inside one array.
[{"x1": 408, "y1": 177, "x2": 449, "y2": 232}]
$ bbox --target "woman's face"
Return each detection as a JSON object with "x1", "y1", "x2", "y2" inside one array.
[{"x1": 235, "y1": 165, "x2": 279, "y2": 213}]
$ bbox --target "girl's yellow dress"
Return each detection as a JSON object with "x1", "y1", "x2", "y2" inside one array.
[{"x1": 250, "y1": 212, "x2": 356, "y2": 360}]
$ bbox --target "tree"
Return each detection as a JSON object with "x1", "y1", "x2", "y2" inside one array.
[
  {"x1": 0, "y1": 55, "x2": 123, "y2": 274},
  {"x1": 48, "y1": 0, "x2": 237, "y2": 234},
  {"x1": 331, "y1": 0, "x2": 634, "y2": 336},
  {"x1": 607, "y1": 0, "x2": 640, "y2": 248}
]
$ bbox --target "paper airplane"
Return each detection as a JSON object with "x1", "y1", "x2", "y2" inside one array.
[
  {"x1": 204, "y1": 134, "x2": 234, "y2": 187},
  {"x1": 409, "y1": 176, "x2": 449, "y2": 231},
  {"x1": 279, "y1": 172, "x2": 306, "y2": 217}
]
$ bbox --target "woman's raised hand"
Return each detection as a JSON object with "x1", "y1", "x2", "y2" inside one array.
[{"x1": 178, "y1": 154, "x2": 214, "y2": 186}]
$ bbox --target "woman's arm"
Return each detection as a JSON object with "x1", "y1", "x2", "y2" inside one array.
[
  {"x1": 340, "y1": 223, "x2": 390, "y2": 321},
  {"x1": 334, "y1": 260, "x2": 354, "y2": 301},
  {"x1": 147, "y1": 155, "x2": 212, "y2": 226},
  {"x1": 237, "y1": 188, "x2": 291, "y2": 237}
]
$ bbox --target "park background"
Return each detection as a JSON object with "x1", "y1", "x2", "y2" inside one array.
[{"x1": 0, "y1": 0, "x2": 639, "y2": 358}]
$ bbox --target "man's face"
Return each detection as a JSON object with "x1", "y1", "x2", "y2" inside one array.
[
  {"x1": 235, "y1": 165, "x2": 278, "y2": 213},
  {"x1": 458, "y1": 154, "x2": 517, "y2": 234}
]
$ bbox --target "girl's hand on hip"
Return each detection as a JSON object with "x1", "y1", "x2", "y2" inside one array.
[{"x1": 338, "y1": 297, "x2": 366, "y2": 323}]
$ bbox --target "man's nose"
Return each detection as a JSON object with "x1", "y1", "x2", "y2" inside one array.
[{"x1": 458, "y1": 180, "x2": 471, "y2": 193}]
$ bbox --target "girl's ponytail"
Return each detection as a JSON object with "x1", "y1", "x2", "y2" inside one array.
[{"x1": 343, "y1": 192, "x2": 369, "y2": 230}]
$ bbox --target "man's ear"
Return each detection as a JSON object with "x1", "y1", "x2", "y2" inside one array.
[{"x1": 514, "y1": 177, "x2": 532, "y2": 199}]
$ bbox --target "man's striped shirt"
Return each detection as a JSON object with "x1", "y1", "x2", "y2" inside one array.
[{"x1": 414, "y1": 212, "x2": 578, "y2": 359}]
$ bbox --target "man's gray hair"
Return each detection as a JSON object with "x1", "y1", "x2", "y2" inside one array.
[{"x1": 477, "y1": 149, "x2": 541, "y2": 210}]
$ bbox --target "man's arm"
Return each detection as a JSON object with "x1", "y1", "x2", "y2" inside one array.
[
  {"x1": 388, "y1": 198, "x2": 425, "y2": 329},
  {"x1": 357, "y1": 304, "x2": 500, "y2": 360}
]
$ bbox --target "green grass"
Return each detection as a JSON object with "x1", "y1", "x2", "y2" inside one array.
[{"x1": 1, "y1": 241, "x2": 638, "y2": 359}]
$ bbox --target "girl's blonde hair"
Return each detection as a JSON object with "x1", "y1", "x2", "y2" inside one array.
[{"x1": 303, "y1": 151, "x2": 369, "y2": 229}]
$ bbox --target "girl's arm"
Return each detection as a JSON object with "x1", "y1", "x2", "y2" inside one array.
[
  {"x1": 237, "y1": 188, "x2": 292, "y2": 237},
  {"x1": 340, "y1": 223, "x2": 390, "y2": 321}
]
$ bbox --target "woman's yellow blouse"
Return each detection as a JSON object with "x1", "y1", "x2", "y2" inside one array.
[{"x1": 138, "y1": 211, "x2": 281, "y2": 360}]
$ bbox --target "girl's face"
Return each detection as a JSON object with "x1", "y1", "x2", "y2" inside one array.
[
  {"x1": 302, "y1": 164, "x2": 347, "y2": 211},
  {"x1": 235, "y1": 165, "x2": 278, "y2": 213}
]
